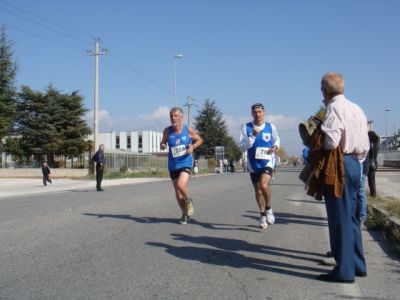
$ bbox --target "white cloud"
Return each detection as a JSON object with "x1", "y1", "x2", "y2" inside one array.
[{"x1": 85, "y1": 106, "x2": 170, "y2": 132}]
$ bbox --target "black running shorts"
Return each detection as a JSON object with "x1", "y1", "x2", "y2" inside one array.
[
  {"x1": 170, "y1": 167, "x2": 191, "y2": 180},
  {"x1": 250, "y1": 167, "x2": 273, "y2": 184}
]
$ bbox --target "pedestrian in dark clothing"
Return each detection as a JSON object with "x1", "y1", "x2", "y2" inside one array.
[
  {"x1": 367, "y1": 131, "x2": 379, "y2": 197},
  {"x1": 42, "y1": 162, "x2": 52, "y2": 186},
  {"x1": 92, "y1": 144, "x2": 105, "y2": 191}
]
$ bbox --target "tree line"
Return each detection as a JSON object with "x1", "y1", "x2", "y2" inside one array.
[{"x1": 0, "y1": 27, "x2": 91, "y2": 166}]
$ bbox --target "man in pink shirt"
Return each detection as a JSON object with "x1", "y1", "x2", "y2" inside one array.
[{"x1": 318, "y1": 72, "x2": 370, "y2": 283}]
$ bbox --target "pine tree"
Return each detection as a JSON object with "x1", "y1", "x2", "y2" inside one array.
[
  {"x1": 47, "y1": 86, "x2": 91, "y2": 159},
  {"x1": 0, "y1": 26, "x2": 18, "y2": 144},
  {"x1": 194, "y1": 99, "x2": 240, "y2": 159},
  {"x1": 16, "y1": 85, "x2": 92, "y2": 162},
  {"x1": 16, "y1": 86, "x2": 54, "y2": 160}
]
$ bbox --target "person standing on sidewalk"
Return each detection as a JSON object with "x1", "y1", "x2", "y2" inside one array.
[
  {"x1": 92, "y1": 144, "x2": 105, "y2": 191},
  {"x1": 41, "y1": 161, "x2": 52, "y2": 186},
  {"x1": 317, "y1": 72, "x2": 370, "y2": 283},
  {"x1": 367, "y1": 130, "x2": 379, "y2": 198},
  {"x1": 160, "y1": 107, "x2": 203, "y2": 224},
  {"x1": 239, "y1": 103, "x2": 280, "y2": 229}
]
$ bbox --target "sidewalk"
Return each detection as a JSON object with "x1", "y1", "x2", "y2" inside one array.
[
  {"x1": 0, "y1": 177, "x2": 169, "y2": 199},
  {"x1": 375, "y1": 166, "x2": 400, "y2": 200}
]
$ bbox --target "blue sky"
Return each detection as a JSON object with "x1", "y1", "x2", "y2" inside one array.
[{"x1": 1, "y1": 0, "x2": 399, "y2": 156}]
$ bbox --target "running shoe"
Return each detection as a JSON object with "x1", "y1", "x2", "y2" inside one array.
[
  {"x1": 186, "y1": 197, "x2": 194, "y2": 217},
  {"x1": 180, "y1": 214, "x2": 188, "y2": 225},
  {"x1": 266, "y1": 208, "x2": 275, "y2": 225},
  {"x1": 259, "y1": 215, "x2": 268, "y2": 229}
]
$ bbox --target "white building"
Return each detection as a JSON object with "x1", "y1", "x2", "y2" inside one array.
[{"x1": 94, "y1": 131, "x2": 167, "y2": 154}]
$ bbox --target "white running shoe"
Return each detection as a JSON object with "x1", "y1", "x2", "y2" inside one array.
[
  {"x1": 266, "y1": 209, "x2": 275, "y2": 225},
  {"x1": 259, "y1": 215, "x2": 268, "y2": 229}
]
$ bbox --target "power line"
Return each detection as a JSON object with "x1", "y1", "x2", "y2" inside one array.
[
  {"x1": 0, "y1": 1, "x2": 92, "y2": 47},
  {"x1": 102, "y1": 40, "x2": 173, "y2": 96},
  {"x1": 1, "y1": 22, "x2": 86, "y2": 52},
  {"x1": 102, "y1": 58, "x2": 171, "y2": 100},
  {"x1": 0, "y1": 0, "x2": 174, "y2": 101}
]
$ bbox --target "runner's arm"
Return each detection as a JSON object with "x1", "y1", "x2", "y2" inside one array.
[
  {"x1": 160, "y1": 128, "x2": 168, "y2": 150},
  {"x1": 187, "y1": 127, "x2": 203, "y2": 154},
  {"x1": 239, "y1": 124, "x2": 255, "y2": 152},
  {"x1": 269, "y1": 123, "x2": 280, "y2": 153}
]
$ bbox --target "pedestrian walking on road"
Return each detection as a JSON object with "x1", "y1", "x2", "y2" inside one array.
[
  {"x1": 317, "y1": 72, "x2": 370, "y2": 283},
  {"x1": 41, "y1": 161, "x2": 52, "y2": 186},
  {"x1": 92, "y1": 144, "x2": 105, "y2": 191},
  {"x1": 239, "y1": 103, "x2": 280, "y2": 229},
  {"x1": 160, "y1": 107, "x2": 203, "y2": 224}
]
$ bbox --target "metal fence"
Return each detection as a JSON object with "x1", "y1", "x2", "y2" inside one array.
[
  {"x1": 0, "y1": 153, "x2": 90, "y2": 169},
  {"x1": 103, "y1": 152, "x2": 209, "y2": 174},
  {"x1": 104, "y1": 153, "x2": 167, "y2": 173},
  {"x1": 377, "y1": 150, "x2": 400, "y2": 165}
]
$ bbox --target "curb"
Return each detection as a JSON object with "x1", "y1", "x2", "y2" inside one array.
[{"x1": 367, "y1": 203, "x2": 400, "y2": 243}]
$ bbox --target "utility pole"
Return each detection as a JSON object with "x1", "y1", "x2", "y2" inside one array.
[
  {"x1": 385, "y1": 109, "x2": 390, "y2": 159},
  {"x1": 87, "y1": 38, "x2": 107, "y2": 152},
  {"x1": 184, "y1": 96, "x2": 196, "y2": 127}
]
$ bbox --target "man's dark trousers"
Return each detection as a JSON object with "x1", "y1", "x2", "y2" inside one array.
[
  {"x1": 96, "y1": 164, "x2": 104, "y2": 191},
  {"x1": 367, "y1": 169, "x2": 376, "y2": 197},
  {"x1": 324, "y1": 155, "x2": 367, "y2": 281}
]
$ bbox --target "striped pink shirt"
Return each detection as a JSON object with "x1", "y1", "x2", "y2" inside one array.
[{"x1": 321, "y1": 95, "x2": 370, "y2": 160}]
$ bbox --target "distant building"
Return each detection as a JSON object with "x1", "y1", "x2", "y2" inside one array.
[{"x1": 91, "y1": 131, "x2": 167, "y2": 154}]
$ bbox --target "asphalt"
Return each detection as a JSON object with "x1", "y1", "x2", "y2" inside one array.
[{"x1": 1, "y1": 166, "x2": 399, "y2": 200}]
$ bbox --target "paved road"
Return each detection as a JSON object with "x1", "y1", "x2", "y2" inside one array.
[{"x1": 0, "y1": 169, "x2": 399, "y2": 299}]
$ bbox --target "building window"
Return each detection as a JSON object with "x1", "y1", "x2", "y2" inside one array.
[
  {"x1": 116, "y1": 136, "x2": 120, "y2": 149},
  {"x1": 127, "y1": 136, "x2": 131, "y2": 149},
  {"x1": 138, "y1": 136, "x2": 143, "y2": 153}
]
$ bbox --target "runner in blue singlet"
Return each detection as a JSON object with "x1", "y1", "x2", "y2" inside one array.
[
  {"x1": 239, "y1": 103, "x2": 280, "y2": 229},
  {"x1": 160, "y1": 107, "x2": 203, "y2": 224}
]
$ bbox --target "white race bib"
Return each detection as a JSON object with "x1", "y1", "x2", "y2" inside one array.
[
  {"x1": 171, "y1": 144, "x2": 187, "y2": 158},
  {"x1": 255, "y1": 147, "x2": 271, "y2": 160}
]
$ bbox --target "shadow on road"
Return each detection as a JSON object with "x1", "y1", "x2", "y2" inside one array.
[
  {"x1": 82, "y1": 213, "x2": 260, "y2": 232},
  {"x1": 242, "y1": 211, "x2": 328, "y2": 227},
  {"x1": 146, "y1": 235, "x2": 329, "y2": 280},
  {"x1": 285, "y1": 199, "x2": 325, "y2": 205},
  {"x1": 171, "y1": 233, "x2": 326, "y2": 261}
]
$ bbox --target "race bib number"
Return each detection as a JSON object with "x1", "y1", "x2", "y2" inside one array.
[
  {"x1": 255, "y1": 147, "x2": 271, "y2": 160},
  {"x1": 171, "y1": 144, "x2": 187, "y2": 158}
]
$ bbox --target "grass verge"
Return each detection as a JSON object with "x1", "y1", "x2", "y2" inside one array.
[{"x1": 365, "y1": 194, "x2": 400, "y2": 255}]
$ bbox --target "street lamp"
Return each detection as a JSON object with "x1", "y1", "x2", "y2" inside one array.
[
  {"x1": 173, "y1": 54, "x2": 183, "y2": 106},
  {"x1": 385, "y1": 109, "x2": 390, "y2": 159}
]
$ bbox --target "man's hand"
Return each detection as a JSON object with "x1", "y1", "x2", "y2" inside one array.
[
  {"x1": 252, "y1": 128, "x2": 260, "y2": 137},
  {"x1": 186, "y1": 144, "x2": 194, "y2": 154},
  {"x1": 268, "y1": 145, "x2": 278, "y2": 154},
  {"x1": 160, "y1": 142, "x2": 167, "y2": 150}
]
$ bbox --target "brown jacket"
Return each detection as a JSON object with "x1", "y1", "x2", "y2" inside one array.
[{"x1": 306, "y1": 128, "x2": 344, "y2": 200}]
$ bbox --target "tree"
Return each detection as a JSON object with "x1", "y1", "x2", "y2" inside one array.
[
  {"x1": 15, "y1": 85, "x2": 91, "y2": 162},
  {"x1": 3, "y1": 137, "x2": 23, "y2": 165},
  {"x1": 16, "y1": 86, "x2": 53, "y2": 160},
  {"x1": 0, "y1": 26, "x2": 18, "y2": 145},
  {"x1": 47, "y1": 87, "x2": 92, "y2": 159},
  {"x1": 194, "y1": 99, "x2": 241, "y2": 159}
]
